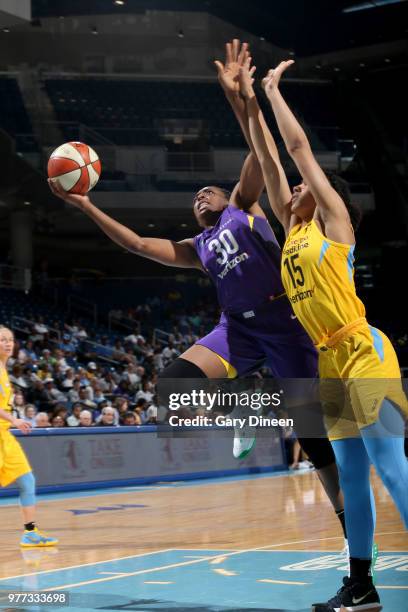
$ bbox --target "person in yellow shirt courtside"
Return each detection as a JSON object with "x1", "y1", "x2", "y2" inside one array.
[{"x1": 0, "y1": 326, "x2": 58, "y2": 547}]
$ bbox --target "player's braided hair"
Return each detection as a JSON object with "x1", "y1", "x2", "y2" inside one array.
[{"x1": 325, "y1": 172, "x2": 362, "y2": 232}]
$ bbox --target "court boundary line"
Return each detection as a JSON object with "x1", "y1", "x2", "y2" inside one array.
[
  {"x1": 29, "y1": 535, "x2": 408, "y2": 591},
  {"x1": 0, "y1": 548, "x2": 174, "y2": 581},
  {"x1": 1, "y1": 531, "x2": 406, "y2": 583}
]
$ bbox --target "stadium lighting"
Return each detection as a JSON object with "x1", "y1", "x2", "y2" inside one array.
[{"x1": 343, "y1": 0, "x2": 407, "y2": 13}]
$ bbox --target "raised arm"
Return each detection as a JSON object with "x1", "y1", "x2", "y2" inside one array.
[
  {"x1": 263, "y1": 61, "x2": 354, "y2": 243},
  {"x1": 238, "y1": 59, "x2": 294, "y2": 234},
  {"x1": 48, "y1": 181, "x2": 201, "y2": 269},
  {"x1": 214, "y1": 39, "x2": 265, "y2": 217}
]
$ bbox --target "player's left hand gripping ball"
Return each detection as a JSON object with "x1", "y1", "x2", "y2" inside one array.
[{"x1": 48, "y1": 141, "x2": 102, "y2": 195}]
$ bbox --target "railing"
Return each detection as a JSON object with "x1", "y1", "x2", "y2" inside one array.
[
  {"x1": 108, "y1": 311, "x2": 141, "y2": 334},
  {"x1": 153, "y1": 328, "x2": 172, "y2": 347},
  {"x1": 0, "y1": 265, "x2": 31, "y2": 292},
  {"x1": 11, "y1": 316, "x2": 61, "y2": 343},
  {"x1": 67, "y1": 295, "x2": 98, "y2": 326},
  {"x1": 79, "y1": 339, "x2": 130, "y2": 365}
]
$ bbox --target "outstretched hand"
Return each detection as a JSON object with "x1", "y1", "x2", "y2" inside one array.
[
  {"x1": 262, "y1": 60, "x2": 294, "y2": 97},
  {"x1": 48, "y1": 179, "x2": 91, "y2": 211},
  {"x1": 214, "y1": 38, "x2": 250, "y2": 94},
  {"x1": 238, "y1": 55, "x2": 257, "y2": 99}
]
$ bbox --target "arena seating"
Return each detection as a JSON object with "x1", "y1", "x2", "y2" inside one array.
[{"x1": 44, "y1": 79, "x2": 338, "y2": 148}]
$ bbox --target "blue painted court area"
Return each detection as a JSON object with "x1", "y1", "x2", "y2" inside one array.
[{"x1": 0, "y1": 549, "x2": 407, "y2": 611}]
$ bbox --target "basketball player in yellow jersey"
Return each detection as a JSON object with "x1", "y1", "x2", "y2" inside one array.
[
  {"x1": 0, "y1": 327, "x2": 58, "y2": 547},
  {"x1": 238, "y1": 59, "x2": 408, "y2": 611}
]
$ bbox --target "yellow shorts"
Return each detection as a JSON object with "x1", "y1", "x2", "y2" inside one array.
[
  {"x1": 0, "y1": 429, "x2": 32, "y2": 487},
  {"x1": 318, "y1": 325, "x2": 408, "y2": 440}
]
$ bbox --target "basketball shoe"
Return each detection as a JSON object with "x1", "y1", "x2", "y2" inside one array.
[
  {"x1": 231, "y1": 404, "x2": 260, "y2": 459},
  {"x1": 20, "y1": 528, "x2": 59, "y2": 547},
  {"x1": 311, "y1": 576, "x2": 381, "y2": 611}
]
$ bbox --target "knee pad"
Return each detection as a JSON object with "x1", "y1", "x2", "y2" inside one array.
[
  {"x1": 297, "y1": 437, "x2": 336, "y2": 470},
  {"x1": 16, "y1": 472, "x2": 36, "y2": 507},
  {"x1": 159, "y1": 358, "x2": 207, "y2": 379}
]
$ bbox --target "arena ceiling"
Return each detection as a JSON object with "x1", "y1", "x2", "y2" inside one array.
[{"x1": 31, "y1": 0, "x2": 408, "y2": 56}]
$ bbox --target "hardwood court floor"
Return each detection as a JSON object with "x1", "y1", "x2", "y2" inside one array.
[{"x1": 0, "y1": 468, "x2": 406, "y2": 579}]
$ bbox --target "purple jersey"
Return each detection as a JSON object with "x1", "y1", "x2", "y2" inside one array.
[{"x1": 193, "y1": 205, "x2": 284, "y2": 313}]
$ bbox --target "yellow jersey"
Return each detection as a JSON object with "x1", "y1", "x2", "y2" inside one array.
[
  {"x1": 0, "y1": 367, "x2": 12, "y2": 431},
  {"x1": 281, "y1": 220, "x2": 365, "y2": 346}
]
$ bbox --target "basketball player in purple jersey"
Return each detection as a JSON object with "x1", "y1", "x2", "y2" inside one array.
[{"x1": 48, "y1": 40, "x2": 348, "y2": 547}]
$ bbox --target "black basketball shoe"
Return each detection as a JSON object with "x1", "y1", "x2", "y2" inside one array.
[{"x1": 312, "y1": 576, "x2": 381, "y2": 611}]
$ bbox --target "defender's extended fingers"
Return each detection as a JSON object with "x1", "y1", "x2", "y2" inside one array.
[
  {"x1": 225, "y1": 41, "x2": 233, "y2": 64},
  {"x1": 232, "y1": 38, "x2": 240, "y2": 62},
  {"x1": 237, "y1": 41, "x2": 248, "y2": 65}
]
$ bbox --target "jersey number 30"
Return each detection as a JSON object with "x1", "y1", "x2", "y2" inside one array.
[{"x1": 208, "y1": 230, "x2": 239, "y2": 265}]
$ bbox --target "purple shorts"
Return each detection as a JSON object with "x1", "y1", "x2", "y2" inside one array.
[{"x1": 196, "y1": 297, "x2": 317, "y2": 377}]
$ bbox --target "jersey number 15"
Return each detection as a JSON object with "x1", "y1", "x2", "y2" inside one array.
[{"x1": 283, "y1": 254, "x2": 305, "y2": 288}]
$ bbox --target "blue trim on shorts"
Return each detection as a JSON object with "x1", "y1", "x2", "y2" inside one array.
[{"x1": 369, "y1": 326, "x2": 385, "y2": 362}]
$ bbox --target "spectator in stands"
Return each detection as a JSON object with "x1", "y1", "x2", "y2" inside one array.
[
  {"x1": 153, "y1": 348, "x2": 164, "y2": 371},
  {"x1": 125, "y1": 329, "x2": 145, "y2": 346},
  {"x1": 122, "y1": 411, "x2": 138, "y2": 426},
  {"x1": 9, "y1": 364, "x2": 29, "y2": 389},
  {"x1": 77, "y1": 366, "x2": 91, "y2": 387},
  {"x1": 95, "y1": 369, "x2": 116, "y2": 394},
  {"x1": 61, "y1": 368, "x2": 75, "y2": 390},
  {"x1": 38, "y1": 348, "x2": 53, "y2": 368},
  {"x1": 87, "y1": 362, "x2": 98, "y2": 378},
  {"x1": 67, "y1": 403, "x2": 82, "y2": 427},
  {"x1": 121, "y1": 363, "x2": 141, "y2": 392},
  {"x1": 59, "y1": 334, "x2": 75, "y2": 354},
  {"x1": 93, "y1": 385, "x2": 106, "y2": 405},
  {"x1": 50, "y1": 414, "x2": 65, "y2": 428},
  {"x1": 12, "y1": 389, "x2": 27, "y2": 418},
  {"x1": 53, "y1": 404, "x2": 69, "y2": 423},
  {"x1": 17, "y1": 340, "x2": 37, "y2": 364},
  {"x1": 114, "y1": 397, "x2": 130, "y2": 422},
  {"x1": 78, "y1": 387, "x2": 97, "y2": 410},
  {"x1": 79, "y1": 409, "x2": 93, "y2": 427},
  {"x1": 145, "y1": 397, "x2": 158, "y2": 424},
  {"x1": 32, "y1": 316, "x2": 49, "y2": 342},
  {"x1": 27, "y1": 380, "x2": 51, "y2": 412},
  {"x1": 53, "y1": 348, "x2": 70, "y2": 373},
  {"x1": 35, "y1": 412, "x2": 50, "y2": 428},
  {"x1": 43, "y1": 378, "x2": 66, "y2": 404},
  {"x1": 161, "y1": 342, "x2": 179, "y2": 367},
  {"x1": 134, "y1": 398, "x2": 148, "y2": 424},
  {"x1": 67, "y1": 379, "x2": 81, "y2": 403},
  {"x1": 38, "y1": 362, "x2": 53, "y2": 381},
  {"x1": 75, "y1": 325, "x2": 88, "y2": 340},
  {"x1": 96, "y1": 406, "x2": 117, "y2": 427},
  {"x1": 23, "y1": 404, "x2": 37, "y2": 427},
  {"x1": 135, "y1": 380, "x2": 154, "y2": 404}
]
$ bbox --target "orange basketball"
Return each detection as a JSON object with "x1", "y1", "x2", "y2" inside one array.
[{"x1": 48, "y1": 141, "x2": 102, "y2": 195}]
